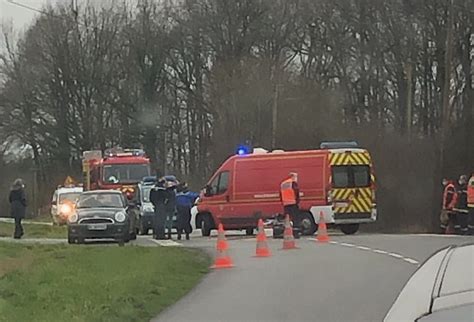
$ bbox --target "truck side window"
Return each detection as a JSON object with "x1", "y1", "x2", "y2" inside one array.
[{"x1": 217, "y1": 171, "x2": 229, "y2": 194}]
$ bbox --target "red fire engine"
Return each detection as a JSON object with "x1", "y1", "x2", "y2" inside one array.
[{"x1": 82, "y1": 148, "x2": 151, "y2": 198}]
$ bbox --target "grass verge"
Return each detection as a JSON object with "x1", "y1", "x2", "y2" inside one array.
[
  {"x1": 0, "y1": 242, "x2": 209, "y2": 322},
  {"x1": 0, "y1": 222, "x2": 67, "y2": 239}
]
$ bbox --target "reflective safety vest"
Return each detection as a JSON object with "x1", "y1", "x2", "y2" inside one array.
[
  {"x1": 280, "y1": 178, "x2": 297, "y2": 206},
  {"x1": 443, "y1": 182, "x2": 457, "y2": 210},
  {"x1": 468, "y1": 175, "x2": 474, "y2": 208}
]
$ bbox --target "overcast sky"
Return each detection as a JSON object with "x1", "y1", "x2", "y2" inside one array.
[{"x1": 0, "y1": 0, "x2": 58, "y2": 30}]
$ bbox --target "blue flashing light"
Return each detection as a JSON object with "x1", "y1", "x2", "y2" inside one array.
[{"x1": 236, "y1": 145, "x2": 251, "y2": 155}]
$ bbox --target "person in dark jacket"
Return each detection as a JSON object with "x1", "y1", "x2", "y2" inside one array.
[
  {"x1": 150, "y1": 178, "x2": 167, "y2": 240},
  {"x1": 9, "y1": 178, "x2": 27, "y2": 239},
  {"x1": 164, "y1": 181, "x2": 177, "y2": 240},
  {"x1": 453, "y1": 175, "x2": 469, "y2": 235},
  {"x1": 176, "y1": 182, "x2": 199, "y2": 240}
]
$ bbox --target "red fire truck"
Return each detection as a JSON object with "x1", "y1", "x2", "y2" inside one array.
[{"x1": 82, "y1": 148, "x2": 151, "y2": 198}]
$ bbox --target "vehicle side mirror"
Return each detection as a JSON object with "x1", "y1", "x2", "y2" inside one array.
[{"x1": 204, "y1": 185, "x2": 212, "y2": 197}]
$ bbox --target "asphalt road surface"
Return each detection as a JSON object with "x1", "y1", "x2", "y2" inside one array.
[
  {"x1": 1, "y1": 228, "x2": 471, "y2": 322},
  {"x1": 153, "y1": 232, "x2": 472, "y2": 322}
]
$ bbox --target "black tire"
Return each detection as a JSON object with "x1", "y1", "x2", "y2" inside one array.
[
  {"x1": 340, "y1": 224, "x2": 359, "y2": 235},
  {"x1": 301, "y1": 212, "x2": 317, "y2": 236},
  {"x1": 245, "y1": 227, "x2": 254, "y2": 236},
  {"x1": 201, "y1": 214, "x2": 213, "y2": 237},
  {"x1": 139, "y1": 218, "x2": 148, "y2": 235},
  {"x1": 130, "y1": 230, "x2": 137, "y2": 241},
  {"x1": 67, "y1": 235, "x2": 75, "y2": 244}
]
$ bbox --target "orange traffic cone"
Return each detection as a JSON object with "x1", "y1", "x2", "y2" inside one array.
[
  {"x1": 255, "y1": 219, "x2": 271, "y2": 257},
  {"x1": 281, "y1": 214, "x2": 298, "y2": 250},
  {"x1": 316, "y1": 212, "x2": 330, "y2": 243},
  {"x1": 211, "y1": 223, "x2": 234, "y2": 269}
]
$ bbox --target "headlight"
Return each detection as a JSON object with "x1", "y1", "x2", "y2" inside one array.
[
  {"x1": 59, "y1": 204, "x2": 73, "y2": 215},
  {"x1": 115, "y1": 211, "x2": 126, "y2": 223},
  {"x1": 68, "y1": 213, "x2": 78, "y2": 223}
]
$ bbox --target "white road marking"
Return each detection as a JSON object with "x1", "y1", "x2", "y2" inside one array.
[
  {"x1": 340, "y1": 242, "x2": 355, "y2": 247},
  {"x1": 150, "y1": 239, "x2": 182, "y2": 247},
  {"x1": 330, "y1": 242, "x2": 419, "y2": 266},
  {"x1": 388, "y1": 253, "x2": 404, "y2": 259},
  {"x1": 403, "y1": 258, "x2": 419, "y2": 264}
]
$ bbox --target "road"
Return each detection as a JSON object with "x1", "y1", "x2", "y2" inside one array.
[
  {"x1": 0, "y1": 228, "x2": 471, "y2": 321},
  {"x1": 152, "y1": 232, "x2": 472, "y2": 322}
]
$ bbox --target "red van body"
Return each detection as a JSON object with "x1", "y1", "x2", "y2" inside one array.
[
  {"x1": 195, "y1": 150, "x2": 330, "y2": 234},
  {"x1": 194, "y1": 148, "x2": 377, "y2": 236}
]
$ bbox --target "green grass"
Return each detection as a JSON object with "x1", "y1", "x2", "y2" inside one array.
[
  {"x1": 0, "y1": 242, "x2": 209, "y2": 322},
  {"x1": 0, "y1": 222, "x2": 67, "y2": 239}
]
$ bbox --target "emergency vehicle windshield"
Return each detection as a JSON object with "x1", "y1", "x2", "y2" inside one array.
[
  {"x1": 58, "y1": 192, "x2": 81, "y2": 204},
  {"x1": 103, "y1": 164, "x2": 150, "y2": 184}
]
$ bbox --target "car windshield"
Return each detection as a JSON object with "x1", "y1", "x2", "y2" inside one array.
[
  {"x1": 58, "y1": 192, "x2": 81, "y2": 204},
  {"x1": 76, "y1": 193, "x2": 124, "y2": 209},
  {"x1": 103, "y1": 164, "x2": 150, "y2": 184},
  {"x1": 141, "y1": 186, "x2": 152, "y2": 203}
]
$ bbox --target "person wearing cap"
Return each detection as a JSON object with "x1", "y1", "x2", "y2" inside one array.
[
  {"x1": 9, "y1": 178, "x2": 27, "y2": 239},
  {"x1": 440, "y1": 178, "x2": 457, "y2": 233},
  {"x1": 176, "y1": 182, "x2": 199, "y2": 240},
  {"x1": 279, "y1": 172, "x2": 302, "y2": 238},
  {"x1": 150, "y1": 177, "x2": 167, "y2": 239},
  {"x1": 453, "y1": 175, "x2": 469, "y2": 235}
]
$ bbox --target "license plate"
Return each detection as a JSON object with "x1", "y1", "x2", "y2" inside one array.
[
  {"x1": 88, "y1": 224, "x2": 107, "y2": 230},
  {"x1": 335, "y1": 202, "x2": 349, "y2": 208}
]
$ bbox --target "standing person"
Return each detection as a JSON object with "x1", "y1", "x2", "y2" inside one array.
[
  {"x1": 150, "y1": 177, "x2": 167, "y2": 240},
  {"x1": 440, "y1": 178, "x2": 457, "y2": 234},
  {"x1": 279, "y1": 172, "x2": 301, "y2": 238},
  {"x1": 467, "y1": 173, "x2": 474, "y2": 235},
  {"x1": 453, "y1": 175, "x2": 469, "y2": 235},
  {"x1": 176, "y1": 182, "x2": 199, "y2": 240},
  {"x1": 9, "y1": 178, "x2": 27, "y2": 239},
  {"x1": 164, "y1": 180, "x2": 177, "y2": 240}
]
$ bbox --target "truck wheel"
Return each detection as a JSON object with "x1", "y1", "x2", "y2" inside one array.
[
  {"x1": 340, "y1": 224, "x2": 359, "y2": 235},
  {"x1": 245, "y1": 228, "x2": 254, "y2": 236},
  {"x1": 201, "y1": 215, "x2": 213, "y2": 237},
  {"x1": 301, "y1": 212, "x2": 317, "y2": 236}
]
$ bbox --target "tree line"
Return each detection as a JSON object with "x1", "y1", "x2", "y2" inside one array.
[{"x1": 0, "y1": 0, "x2": 472, "y2": 231}]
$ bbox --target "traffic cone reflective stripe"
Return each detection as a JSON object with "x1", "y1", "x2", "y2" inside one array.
[
  {"x1": 211, "y1": 223, "x2": 234, "y2": 269},
  {"x1": 282, "y1": 214, "x2": 298, "y2": 250},
  {"x1": 255, "y1": 219, "x2": 271, "y2": 257},
  {"x1": 316, "y1": 212, "x2": 330, "y2": 243}
]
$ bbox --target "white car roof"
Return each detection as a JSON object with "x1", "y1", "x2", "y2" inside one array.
[{"x1": 57, "y1": 187, "x2": 83, "y2": 194}]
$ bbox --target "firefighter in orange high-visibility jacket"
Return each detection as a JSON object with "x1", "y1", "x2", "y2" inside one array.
[
  {"x1": 440, "y1": 178, "x2": 457, "y2": 233},
  {"x1": 280, "y1": 172, "x2": 301, "y2": 239},
  {"x1": 467, "y1": 173, "x2": 474, "y2": 235}
]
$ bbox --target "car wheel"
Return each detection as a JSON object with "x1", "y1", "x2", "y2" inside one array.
[
  {"x1": 301, "y1": 212, "x2": 317, "y2": 236},
  {"x1": 201, "y1": 214, "x2": 213, "y2": 237},
  {"x1": 67, "y1": 235, "x2": 75, "y2": 244},
  {"x1": 340, "y1": 224, "x2": 359, "y2": 235},
  {"x1": 139, "y1": 219, "x2": 148, "y2": 235},
  {"x1": 130, "y1": 229, "x2": 137, "y2": 241},
  {"x1": 245, "y1": 228, "x2": 254, "y2": 236}
]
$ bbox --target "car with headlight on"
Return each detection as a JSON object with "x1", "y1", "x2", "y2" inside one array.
[
  {"x1": 384, "y1": 243, "x2": 474, "y2": 322},
  {"x1": 67, "y1": 190, "x2": 138, "y2": 246},
  {"x1": 51, "y1": 186, "x2": 83, "y2": 225}
]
